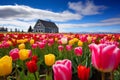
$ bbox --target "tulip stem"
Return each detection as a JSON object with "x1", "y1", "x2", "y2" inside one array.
[
  {"x1": 34, "y1": 72, "x2": 38, "y2": 80},
  {"x1": 101, "y1": 72, "x2": 105, "y2": 80},
  {"x1": 3, "y1": 76, "x2": 7, "y2": 80},
  {"x1": 110, "y1": 72, "x2": 114, "y2": 80},
  {"x1": 15, "y1": 61, "x2": 18, "y2": 80},
  {"x1": 46, "y1": 67, "x2": 52, "y2": 80}
]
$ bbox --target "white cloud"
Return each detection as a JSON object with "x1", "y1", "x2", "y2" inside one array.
[
  {"x1": 68, "y1": 1, "x2": 106, "y2": 15},
  {"x1": 58, "y1": 17, "x2": 120, "y2": 29},
  {"x1": 0, "y1": 19, "x2": 35, "y2": 31},
  {"x1": 101, "y1": 17, "x2": 120, "y2": 22},
  {"x1": 0, "y1": 5, "x2": 81, "y2": 22},
  {"x1": 0, "y1": 1, "x2": 108, "y2": 32}
]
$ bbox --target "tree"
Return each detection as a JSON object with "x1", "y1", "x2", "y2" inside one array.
[{"x1": 28, "y1": 26, "x2": 33, "y2": 32}]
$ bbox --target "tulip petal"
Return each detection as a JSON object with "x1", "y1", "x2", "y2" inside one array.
[{"x1": 102, "y1": 45, "x2": 116, "y2": 72}]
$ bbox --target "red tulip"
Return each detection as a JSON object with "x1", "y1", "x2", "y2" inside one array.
[
  {"x1": 77, "y1": 65, "x2": 90, "y2": 80},
  {"x1": 31, "y1": 55, "x2": 38, "y2": 63},
  {"x1": 26, "y1": 60, "x2": 38, "y2": 73},
  {"x1": 74, "y1": 47, "x2": 82, "y2": 56}
]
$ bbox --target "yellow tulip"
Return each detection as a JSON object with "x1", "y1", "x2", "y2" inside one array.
[
  {"x1": 19, "y1": 49, "x2": 29, "y2": 60},
  {"x1": 73, "y1": 38, "x2": 79, "y2": 42},
  {"x1": 69, "y1": 40, "x2": 74, "y2": 45},
  {"x1": 0, "y1": 55, "x2": 12, "y2": 76},
  {"x1": 17, "y1": 39, "x2": 25, "y2": 44},
  {"x1": 18, "y1": 43, "x2": 25, "y2": 49},
  {"x1": 30, "y1": 39, "x2": 34, "y2": 45},
  {"x1": 55, "y1": 38, "x2": 58, "y2": 42},
  {"x1": 87, "y1": 36, "x2": 92, "y2": 43},
  {"x1": 7, "y1": 41, "x2": 13, "y2": 46},
  {"x1": 44, "y1": 54, "x2": 55, "y2": 66},
  {"x1": 78, "y1": 40, "x2": 83, "y2": 47},
  {"x1": 24, "y1": 38, "x2": 28, "y2": 43}
]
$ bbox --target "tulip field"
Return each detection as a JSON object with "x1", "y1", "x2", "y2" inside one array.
[{"x1": 0, "y1": 32, "x2": 120, "y2": 80}]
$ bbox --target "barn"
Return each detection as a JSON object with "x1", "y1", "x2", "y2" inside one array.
[{"x1": 33, "y1": 19, "x2": 59, "y2": 33}]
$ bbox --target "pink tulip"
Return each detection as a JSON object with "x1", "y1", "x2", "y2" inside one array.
[
  {"x1": 1, "y1": 41, "x2": 10, "y2": 48},
  {"x1": 80, "y1": 35, "x2": 88, "y2": 42},
  {"x1": 53, "y1": 59, "x2": 72, "y2": 80},
  {"x1": 48, "y1": 38, "x2": 54, "y2": 45},
  {"x1": 58, "y1": 39, "x2": 62, "y2": 45},
  {"x1": 89, "y1": 43, "x2": 120, "y2": 72},
  {"x1": 42, "y1": 39, "x2": 48, "y2": 44},
  {"x1": 48, "y1": 43, "x2": 53, "y2": 46},
  {"x1": 28, "y1": 50, "x2": 32, "y2": 58},
  {"x1": 74, "y1": 47, "x2": 82, "y2": 56},
  {"x1": 58, "y1": 45, "x2": 64, "y2": 51},
  {"x1": 37, "y1": 42, "x2": 45, "y2": 49},
  {"x1": 9, "y1": 48, "x2": 19, "y2": 61},
  {"x1": 0, "y1": 44, "x2": 2, "y2": 48},
  {"x1": 66, "y1": 45, "x2": 72, "y2": 51},
  {"x1": 32, "y1": 43, "x2": 37, "y2": 49}
]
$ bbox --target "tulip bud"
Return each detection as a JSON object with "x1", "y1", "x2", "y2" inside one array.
[{"x1": 44, "y1": 54, "x2": 55, "y2": 66}]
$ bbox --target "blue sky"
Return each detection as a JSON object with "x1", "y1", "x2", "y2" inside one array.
[{"x1": 0, "y1": 0, "x2": 120, "y2": 33}]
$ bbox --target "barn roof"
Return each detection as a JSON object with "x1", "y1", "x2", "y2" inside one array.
[{"x1": 34, "y1": 19, "x2": 58, "y2": 29}]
